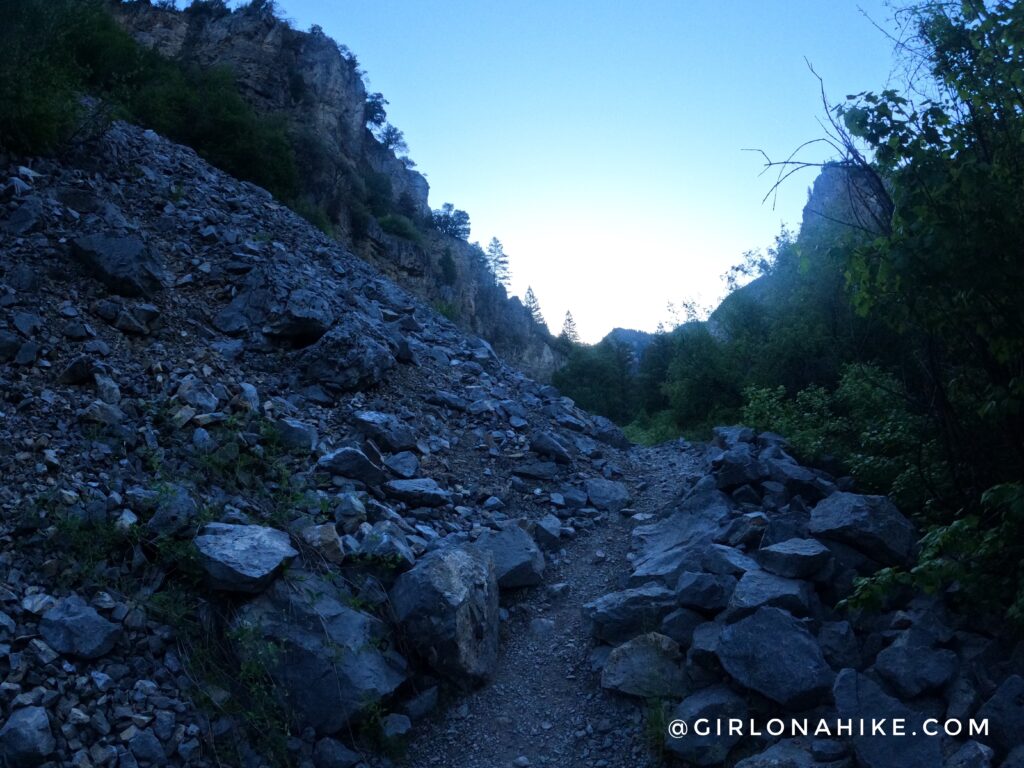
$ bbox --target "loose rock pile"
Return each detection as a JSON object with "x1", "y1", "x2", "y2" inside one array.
[
  {"x1": 584, "y1": 426, "x2": 1024, "y2": 767},
  {"x1": 0, "y1": 122, "x2": 633, "y2": 767}
]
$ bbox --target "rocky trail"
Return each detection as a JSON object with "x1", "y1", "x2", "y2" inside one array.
[
  {"x1": 1, "y1": 120, "x2": 1022, "y2": 768},
  {"x1": 403, "y1": 445, "x2": 703, "y2": 768}
]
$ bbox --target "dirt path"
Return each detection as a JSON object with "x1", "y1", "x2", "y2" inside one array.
[{"x1": 402, "y1": 443, "x2": 704, "y2": 768}]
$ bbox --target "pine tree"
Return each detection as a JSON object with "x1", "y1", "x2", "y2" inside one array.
[
  {"x1": 524, "y1": 286, "x2": 545, "y2": 327},
  {"x1": 560, "y1": 310, "x2": 580, "y2": 344},
  {"x1": 486, "y1": 237, "x2": 510, "y2": 287}
]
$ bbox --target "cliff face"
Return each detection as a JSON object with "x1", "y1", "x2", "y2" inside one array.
[
  {"x1": 112, "y1": 1, "x2": 559, "y2": 377},
  {"x1": 112, "y1": 1, "x2": 428, "y2": 218}
]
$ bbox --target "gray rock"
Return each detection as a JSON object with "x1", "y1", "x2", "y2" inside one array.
[
  {"x1": 313, "y1": 738, "x2": 361, "y2": 768},
  {"x1": 713, "y1": 443, "x2": 766, "y2": 489},
  {"x1": 273, "y1": 417, "x2": 318, "y2": 452},
  {"x1": 359, "y1": 521, "x2": 416, "y2": 569},
  {"x1": 234, "y1": 572, "x2": 406, "y2": 734},
  {"x1": 675, "y1": 571, "x2": 737, "y2": 613},
  {"x1": 175, "y1": 374, "x2": 218, "y2": 412},
  {"x1": 591, "y1": 415, "x2": 631, "y2": 449},
  {"x1": 0, "y1": 707, "x2": 55, "y2": 766},
  {"x1": 146, "y1": 484, "x2": 197, "y2": 536},
  {"x1": 129, "y1": 729, "x2": 165, "y2": 765},
  {"x1": 71, "y1": 234, "x2": 166, "y2": 297},
  {"x1": 39, "y1": 596, "x2": 121, "y2": 659},
  {"x1": 818, "y1": 620, "x2": 861, "y2": 670},
  {"x1": 702, "y1": 543, "x2": 760, "y2": 576},
  {"x1": 534, "y1": 514, "x2": 563, "y2": 550},
  {"x1": 317, "y1": 447, "x2": 385, "y2": 485},
  {"x1": 585, "y1": 477, "x2": 630, "y2": 512},
  {"x1": 474, "y1": 526, "x2": 545, "y2": 589},
  {"x1": 873, "y1": 636, "x2": 958, "y2": 699},
  {"x1": 383, "y1": 478, "x2": 452, "y2": 508},
  {"x1": 977, "y1": 674, "x2": 1024, "y2": 754},
  {"x1": 600, "y1": 632, "x2": 685, "y2": 698},
  {"x1": 809, "y1": 492, "x2": 916, "y2": 566},
  {"x1": 726, "y1": 569, "x2": 815, "y2": 618},
  {"x1": 530, "y1": 432, "x2": 572, "y2": 464},
  {"x1": 390, "y1": 545, "x2": 499, "y2": 686},
  {"x1": 380, "y1": 713, "x2": 412, "y2": 740},
  {"x1": 734, "y1": 739, "x2": 819, "y2": 768},
  {"x1": 665, "y1": 685, "x2": 748, "y2": 766},
  {"x1": 513, "y1": 461, "x2": 559, "y2": 480},
  {"x1": 946, "y1": 741, "x2": 994, "y2": 768},
  {"x1": 660, "y1": 607, "x2": 705, "y2": 647},
  {"x1": 717, "y1": 607, "x2": 833, "y2": 708},
  {"x1": 758, "y1": 538, "x2": 832, "y2": 579},
  {"x1": 402, "y1": 686, "x2": 439, "y2": 721},
  {"x1": 301, "y1": 321, "x2": 395, "y2": 394},
  {"x1": 267, "y1": 288, "x2": 334, "y2": 346},
  {"x1": 384, "y1": 451, "x2": 419, "y2": 479},
  {"x1": 833, "y1": 669, "x2": 942, "y2": 768},
  {"x1": 194, "y1": 523, "x2": 297, "y2": 593},
  {"x1": 2, "y1": 196, "x2": 43, "y2": 235},
  {"x1": 354, "y1": 411, "x2": 416, "y2": 452},
  {"x1": 765, "y1": 455, "x2": 828, "y2": 502},
  {"x1": 583, "y1": 584, "x2": 677, "y2": 644}
]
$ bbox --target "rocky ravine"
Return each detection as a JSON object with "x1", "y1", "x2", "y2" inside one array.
[{"x1": 0, "y1": 121, "x2": 1021, "y2": 768}]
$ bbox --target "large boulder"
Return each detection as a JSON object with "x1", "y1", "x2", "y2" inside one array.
[
  {"x1": 833, "y1": 669, "x2": 942, "y2": 768},
  {"x1": 726, "y1": 569, "x2": 815, "y2": 619},
  {"x1": 600, "y1": 633, "x2": 686, "y2": 698},
  {"x1": 716, "y1": 607, "x2": 833, "y2": 708},
  {"x1": 809, "y1": 492, "x2": 916, "y2": 566},
  {"x1": 712, "y1": 443, "x2": 766, "y2": 489},
  {"x1": 354, "y1": 411, "x2": 416, "y2": 452},
  {"x1": 389, "y1": 545, "x2": 499, "y2": 686},
  {"x1": 873, "y1": 635, "x2": 958, "y2": 699},
  {"x1": 71, "y1": 234, "x2": 165, "y2": 297},
  {"x1": 146, "y1": 483, "x2": 198, "y2": 536},
  {"x1": 39, "y1": 596, "x2": 121, "y2": 659},
  {"x1": 583, "y1": 584, "x2": 677, "y2": 644},
  {"x1": 757, "y1": 538, "x2": 832, "y2": 579},
  {"x1": 301, "y1": 320, "x2": 395, "y2": 394},
  {"x1": 530, "y1": 431, "x2": 572, "y2": 464},
  {"x1": 977, "y1": 675, "x2": 1024, "y2": 755},
  {"x1": 665, "y1": 685, "x2": 748, "y2": 766},
  {"x1": 590, "y1": 415, "x2": 631, "y2": 449},
  {"x1": 0, "y1": 707, "x2": 55, "y2": 767},
  {"x1": 630, "y1": 490, "x2": 734, "y2": 582},
  {"x1": 474, "y1": 526, "x2": 545, "y2": 589},
  {"x1": 233, "y1": 572, "x2": 407, "y2": 734},
  {"x1": 266, "y1": 288, "x2": 334, "y2": 346},
  {"x1": 674, "y1": 571, "x2": 736, "y2": 614},
  {"x1": 585, "y1": 477, "x2": 630, "y2": 512},
  {"x1": 194, "y1": 523, "x2": 297, "y2": 593},
  {"x1": 316, "y1": 447, "x2": 385, "y2": 485}
]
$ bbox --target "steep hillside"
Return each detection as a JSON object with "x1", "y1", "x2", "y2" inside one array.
[
  {"x1": 109, "y1": 0, "x2": 559, "y2": 379},
  {"x1": 0, "y1": 119, "x2": 629, "y2": 766}
]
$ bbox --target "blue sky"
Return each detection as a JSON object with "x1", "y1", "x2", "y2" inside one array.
[{"x1": 271, "y1": 0, "x2": 898, "y2": 341}]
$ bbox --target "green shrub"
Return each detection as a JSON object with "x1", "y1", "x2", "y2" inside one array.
[
  {"x1": 432, "y1": 300, "x2": 460, "y2": 321},
  {"x1": 378, "y1": 213, "x2": 422, "y2": 243},
  {"x1": 623, "y1": 411, "x2": 680, "y2": 446},
  {"x1": 0, "y1": 0, "x2": 298, "y2": 203}
]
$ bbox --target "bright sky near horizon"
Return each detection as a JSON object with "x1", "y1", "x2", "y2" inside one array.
[{"x1": 271, "y1": 0, "x2": 898, "y2": 342}]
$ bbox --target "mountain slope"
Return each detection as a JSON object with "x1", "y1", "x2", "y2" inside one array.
[{"x1": 110, "y1": 0, "x2": 561, "y2": 379}]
